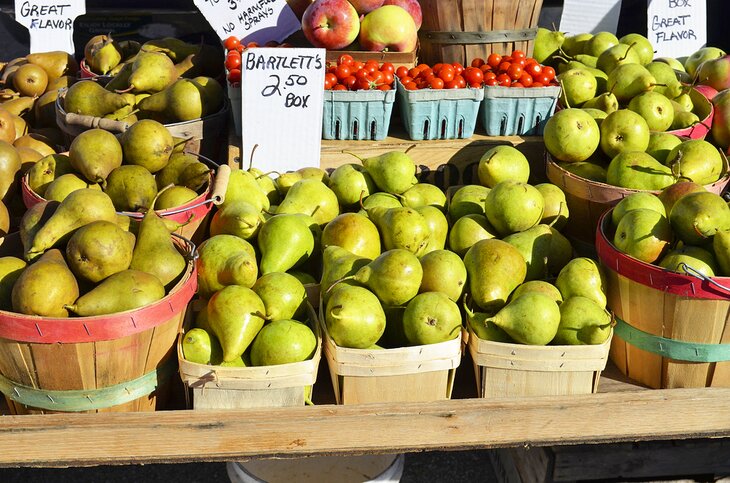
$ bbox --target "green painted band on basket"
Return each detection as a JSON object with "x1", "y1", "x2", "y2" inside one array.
[
  {"x1": 614, "y1": 317, "x2": 730, "y2": 363},
  {"x1": 0, "y1": 358, "x2": 176, "y2": 412}
]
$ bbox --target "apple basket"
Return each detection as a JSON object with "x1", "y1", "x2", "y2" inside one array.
[
  {"x1": 479, "y1": 85, "x2": 560, "y2": 136},
  {"x1": 396, "y1": 78, "x2": 484, "y2": 140},
  {"x1": 596, "y1": 209, "x2": 730, "y2": 389},
  {"x1": 177, "y1": 301, "x2": 322, "y2": 410},
  {"x1": 322, "y1": 88, "x2": 396, "y2": 141},
  {"x1": 318, "y1": 301, "x2": 462, "y2": 405}
]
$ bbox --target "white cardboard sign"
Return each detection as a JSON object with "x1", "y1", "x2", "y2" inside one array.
[
  {"x1": 14, "y1": 0, "x2": 85, "y2": 54},
  {"x1": 240, "y1": 47, "x2": 325, "y2": 173},
  {"x1": 648, "y1": 0, "x2": 706, "y2": 58},
  {"x1": 560, "y1": 0, "x2": 622, "y2": 35},
  {"x1": 193, "y1": 0, "x2": 300, "y2": 44}
]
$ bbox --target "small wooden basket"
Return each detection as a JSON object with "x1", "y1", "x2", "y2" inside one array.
[
  {"x1": 467, "y1": 327, "x2": 612, "y2": 398},
  {"x1": 178, "y1": 302, "x2": 322, "y2": 409},
  {"x1": 319, "y1": 301, "x2": 462, "y2": 405}
]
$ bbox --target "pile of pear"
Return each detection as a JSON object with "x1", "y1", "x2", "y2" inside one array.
[
  {"x1": 608, "y1": 181, "x2": 730, "y2": 278},
  {"x1": 0, "y1": 185, "x2": 190, "y2": 318},
  {"x1": 25, "y1": 119, "x2": 212, "y2": 214},
  {"x1": 64, "y1": 36, "x2": 224, "y2": 124}
]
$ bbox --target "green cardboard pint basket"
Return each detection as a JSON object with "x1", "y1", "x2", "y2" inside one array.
[
  {"x1": 322, "y1": 88, "x2": 395, "y2": 141},
  {"x1": 479, "y1": 85, "x2": 560, "y2": 136}
]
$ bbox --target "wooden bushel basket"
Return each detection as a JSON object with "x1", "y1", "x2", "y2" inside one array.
[
  {"x1": 467, "y1": 326, "x2": 612, "y2": 398},
  {"x1": 0, "y1": 235, "x2": 198, "y2": 414},
  {"x1": 21, "y1": 163, "x2": 230, "y2": 244},
  {"x1": 546, "y1": 147, "x2": 730, "y2": 248},
  {"x1": 418, "y1": 0, "x2": 543, "y2": 66},
  {"x1": 178, "y1": 302, "x2": 322, "y2": 409},
  {"x1": 319, "y1": 301, "x2": 462, "y2": 405},
  {"x1": 596, "y1": 209, "x2": 730, "y2": 389}
]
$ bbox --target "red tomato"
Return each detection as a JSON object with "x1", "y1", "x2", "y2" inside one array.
[
  {"x1": 531, "y1": 81, "x2": 544, "y2": 87},
  {"x1": 354, "y1": 68, "x2": 370, "y2": 80},
  {"x1": 378, "y1": 84, "x2": 392, "y2": 91},
  {"x1": 469, "y1": 82, "x2": 482, "y2": 88},
  {"x1": 396, "y1": 65, "x2": 410, "y2": 79},
  {"x1": 227, "y1": 68, "x2": 241, "y2": 84},
  {"x1": 512, "y1": 82, "x2": 524, "y2": 88},
  {"x1": 484, "y1": 71, "x2": 497, "y2": 81},
  {"x1": 327, "y1": 65, "x2": 338, "y2": 75},
  {"x1": 225, "y1": 52, "x2": 241, "y2": 71},
  {"x1": 507, "y1": 64, "x2": 523, "y2": 80},
  {"x1": 512, "y1": 50, "x2": 526, "y2": 60},
  {"x1": 485, "y1": 78, "x2": 499, "y2": 86},
  {"x1": 429, "y1": 77, "x2": 444, "y2": 89},
  {"x1": 371, "y1": 70, "x2": 385, "y2": 85},
  {"x1": 513, "y1": 58, "x2": 527, "y2": 67},
  {"x1": 525, "y1": 62, "x2": 542, "y2": 77},
  {"x1": 324, "y1": 72, "x2": 337, "y2": 89},
  {"x1": 223, "y1": 36, "x2": 240, "y2": 51},
  {"x1": 356, "y1": 75, "x2": 375, "y2": 90},
  {"x1": 454, "y1": 75, "x2": 466, "y2": 88},
  {"x1": 381, "y1": 62, "x2": 395, "y2": 75},
  {"x1": 542, "y1": 66, "x2": 556, "y2": 81},
  {"x1": 338, "y1": 54, "x2": 354, "y2": 66},
  {"x1": 438, "y1": 64, "x2": 455, "y2": 82},
  {"x1": 343, "y1": 75, "x2": 357, "y2": 90},
  {"x1": 335, "y1": 64, "x2": 351, "y2": 80},
  {"x1": 332, "y1": 84, "x2": 347, "y2": 91},
  {"x1": 487, "y1": 53, "x2": 502, "y2": 68},
  {"x1": 246, "y1": 41, "x2": 259, "y2": 48},
  {"x1": 408, "y1": 67, "x2": 421, "y2": 78},
  {"x1": 496, "y1": 73, "x2": 512, "y2": 86},
  {"x1": 498, "y1": 61, "x2": 511, "y2": 73},
  {"x1": 432, "y1": 63, "x2": 444, "y2": 73},
  {"x1": 536, "y1": 73, "x2": 551, "y2": 85},
  {"x1": 519, "y1": 72, "x2": 533, "y2": 87},
  {"x1": 463, "y1": 67, "x2": 484, "y2": 86},
  {"x1": 471, "y1": 58, "x2": 485, "y2": 68},
  {"x1": 404, "y1": 81, "x2": 418, "y2": 90},
  {"x1": 382, "y1": 71, "x2": 394, "y2": 85},
  {"x1": 416, "y1": 63, "x2": 430, "y2": 71},
  {"x1": 400, "y1": 75, "x2": 414, "y2": 84},
  {"x1": 444, "y1": 79, "x2": 459, "y2": 89},
  {"x1": 420, "y1": 67, "x2": 434, "y2": 79},
  {"x1": 452, "y1": 62, "x2": 464, "y2": 75},
  {"x1": 352, "y1": 61, "x2": 364, "y2": 72}
]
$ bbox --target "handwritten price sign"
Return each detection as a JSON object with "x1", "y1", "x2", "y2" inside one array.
[
  {"x1": 241, "y1": 48, "x2": 325, "y2": 173},
  {"x1": 14, "y1": 0, "x2": 86, "y2": 54},
  {"x1": 648, "y1": 0, "x2": 707, "y2": 57},
  {"x1": 193, "y1": 0, "x2": 300, "y2": 45}
]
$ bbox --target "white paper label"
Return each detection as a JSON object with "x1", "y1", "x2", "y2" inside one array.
[
  {"x1": 648, "y1": 0, "x2": 706, "y2": 57},
  {"x1": 240, "y1": 47, "x2": 325, "y2": 173},
  {"x1": 193, "y1": 0, "x2": 300, "y2": 44},
  {"x1": 559, "y1": 0, "x2": 622, "y2": 35},
  {"x1": 14, "y1": 0, "x2": 85, "y2": 54}
]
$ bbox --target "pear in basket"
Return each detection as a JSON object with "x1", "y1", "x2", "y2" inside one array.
[
  {"x1": 325, "y1": 284, "x2": 385, "y2": 349},
  {"x1": 257, "y1": 214, "x2": 315, "y2": 275},
  {"x1": 120, "y1": 119, "x2": 174, "y2": 174},
  {"x1": 0, "y1": 141, "x2": 21, "y2": 200},
  {"x1": 417, "y1": 205, "x2": 448, "y2": 254},
  {"x1": 197, "y1": 234, "x2": 258, "y2": 299},
  {"x1": 448, "y1": 214, "x2": 498, "y2": 257},
  {"x1": 64, "y1": 80, "x2": 131, "y2": 117},
  {"x1": 489, "y1": 292, "x2": 562, "y2": 345},
  {"x1": 276, "y1": 179, "x2": 340, "y2": 226},
  {"x1": 12, "y1": 249, "x2": 79, "y2": 317},
  {"x1": 69, "y1": 128, "x2": 124, "y2": 185},
  {"x1": 319, "y1": 246, "x2": 370, "y2": 304},
  {"x1": 66, "y1": 220, "x2": 135, "y2": 283},
  {"x1": 250, "y1": 319, "x2": 316, "y2": 366},
  {"x1": 359, "y1": 150, "x2": 417, "y2": 195},
  {"x1": 104, "y1": 165, "x2": 158, "y2": 212},
  {"x1": 367, "y1": 206, "x2": 430, "y2": 256},
  {"x1": 669, "y1": 191, "x2": 730, "y2": 246},
  {"x1": 418, "y1": 250, "x2": 466, "y2": 303},
  {"x1": 339, "y1": 249, "x2": 423, "y2": 307},
  {"x1": 65, "y1": 269, "x2": 165, "y2": 316},
  {"x1": 321, "y1": 212, "x2": 381, "y2": 260},
  {"x1": 0, "y1": 256, "x2": 26, "y2": 310},
  {"x1": 553, "y1": 296, "x2": 612, "y2": 345},
  {"x1": 464, "y1": 239, "x2": 526, "y2": 313},
  {"x1": 659, "y1": 245, "x2": 718, "y2": 277},
  {"x1": 182, "y1": 327, "x2": 223, "y2": 365},
  {"x1": 207, "y1": 285, "x2": 266, "y2": 362},
  {"x1": 252, "y1": 272, "x2": 307, "y2": 322},
  {"x1": 448, "y1": 185, "x2": 490, "y2": 221},
  {"x1": 126, "y1": 51, "x2": 177, "y2": 94},
  {"x1": 403, "y1": 292, "x2": 461, "y2": 345},
  {"x1": 154, "y1": 186, "x2": 197, "y2": 210},
  {"x1": 555, "y1": 258, "x2": 607, "y2": 309},
  {"x1": 503, "y1": 225, "x2": 553, "y2": 281}
]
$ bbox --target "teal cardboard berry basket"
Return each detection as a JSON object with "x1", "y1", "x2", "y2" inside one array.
[{"x1": 479, "y1": 85, "x2": 560, "y2": 136}]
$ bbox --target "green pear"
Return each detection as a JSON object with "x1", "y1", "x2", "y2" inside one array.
[
  {"x1": 137, "y1": 78, "x2": 208, "y2": 122},
  {"x1": 628, "y1": 91, "x2": 674, "y2": 132},
  {"x1": 369, "y1": 206, "x2": 430, "y2": 256},
  {"x1": 325, "y1": 284, "x2": 386, "y2": 348},
  {"x1": 646, "y1": 132, "x2": 683, "y2": 164},
  {"x1": 555, "y1": 257, "x2": 607, "y2": 308},
  {"x1": 619, "y1": 33, "x2": 654, "y2": 64},
  {"x1": 600, "y1": 109, "x2": 651, "y2": 159},
  {"x1": 65, "y1": 269, "x2": 165, "y2": 316},
  {"x1": 319, "y1": 245, "x2": 371, "y2": 303},
  {"x1": 607, "y1": 63, "x2": 657, "y2": 102},
  {"x1": 596, "y1": 42, "x2": 640, "y2": 74},
  {"x1": 398, "y1": 183, "x2": 447, "y2": 210},
  {"x1": 154, "y1": 186, "x2": 198, "y2": 210},
  {"x1": 12, "y1": 249, "x2": 79, "y2": 317},
  {"x1": 207, "y1": 285, "x2": 266, "y2": 362},
  {"x1": 222, "y1": 169, "x2": 270, "y2": 213},
  {"x1": 511, "y1": 280, "x2": 563, "y2": 304},
  {"x1": 419, "y1": 249, "x2": 467, "y2": 302},
  {"x1": 250, "y1": 319, "x2": 316, "y2": 366},
  {"x1": 558, "y1": 68, "x2": 597, "y2": 107},
  {"x1": 614, "y1": 208, "x2": 672, "y2": 263},
  {"x1": 684, "y1": 46, "x2": 726, "y2": 76},
  {"x1": 488, "y1": 292, "x2": 561, "y2": 345},
  {"x1": 561, "y1": 33, "x2": 593, "y2": 57},
  {"x1": 120, "y1": 119, "x2": 174, "y2": 173},
  {"x1": 713, "y1": 229, "x2": 730, "y2": 276},
  {"x1": 533, "y1": 27, "x2": 565, "y2": 64},
  {"x1": 658, "y1": 181, "x2": 706, "y2": 215},
  {"x1": 606, "y1": 151, "x2": 674, "y2": 190},
  {"x1": 252, "y1": 272, "x2": 307, "y2": 321},
  {"x1": 612, "y1": 192, "x2": 666, "y2": 227},
  {"x1": 448, "y1": 184, "x2": 489, "y2": 220},
  {"x1": 43, "y1": 173, "x2": 101, "y2": 202},
  {"x1": 321, "y1": 212, "x2": 381, "y2": 259},
  {"x1": 558, "y1": 161, "x2": 607, "y2": 182},
  {"x1": 672, "y1": 92, "x2": 694, "y2": 113},
  {"x1": 209, "y1": 200, "x2": 265, "y2": 240},
  {"x1": 68, "y1": 128, "x2": 123, "y2": 184},
  {"x1": 63, "y1": 80, "x2": 131, "y2": 117},
  {"x1": 182, "y1": 328, "x2": 222, "y2": 365},
  {"x1": 288, "y1": 270, "x2": 317, "y2": 286},
  {"x1": 581, "y1": 92, "x2": 618, "y2": 113},
  {"x1": 664, "y1": 140, "x2": 724, "y2": 186},
  {"x1": 127, "y1": 51, "x2": 178, "y2": 93},
  {"x1": 645, "y1": 62, "x2": 684, "y2": 98},
  {"x1": 402, "y1": 292, "x2": 462, "y2": 345},
  {"x1": 669, "y1": 191, "x2": 730, "y2": 245},
  {"x1": 275, "y1": 171, "x2": 303, "y2": 196},
  {"x1": 484, "y1": 181, "x2": 544, "y2": 236},
  {"x1": 360, "y1": 150, "x2": 417, "y2": 194},
  {"x1": 670, "y1": 111, "x2": 700, "y2": 131},
  {"x1": 26, "y1": 189, "x2": 118, "y2": 260},
  {"x1": 297, "y1": 166, "x2": 329, "y2": 184},
  {"x1": 0, "y1": 256, "x2": 26, "y2": 310},
  {"x1": 465, "y1": 305, "x2": 512, "y2": 342},
  {"x1": 26, "y1": 153, "x2": 73, "y2": 196},
  {"x1": 553, "y1": 296, "x2": 612, "y2": 345},
  {"x1": 328, "y1": 163, "x2": 377, "y2": 207},
  {"x1": 258, "y1": 214, "x2": 314, "y2": 275},
  {"x1": 416, "y1": 205, "x2": 448, "y2": 255},
  {"x1": 477, "y1": 145, "x2": 530, "y2": 187},
  {"x1": 447, "y1": 214, "x2": 498, "y2": 257},
  {"x1": 535, "y1": 183, "x2": 569, "y2": 230},
  {"x1": 659, "y1": 245, "x2": 717, "y2": 277},
  {"x1": 340, "y1": 248, "x2": 423, "y2": 306},
  {"x1": 66, "y1": 220, "x2": 135, "y2": 283},
  {"x1": 547, "y1": 227, "x2": 573, "y2": 276},
  {"x1": 197, "y1": 234, "x2": 258, "y2": 298},
  {"x1": 464, "y1": 239, "x2": 526, "y2": 312},
  {"x1": 584, "y1": 31, "x2": 619, "y2": 58},
  {"x1": 19, "y1": 200, "x2": 58, "y2": 256},
  {"x1": 249, "y1": 168, "x2": 280, "y2": 205},
  {"x1": 104, "y1": 165, "x2": 159, "y2": 212},
  {"x1": 360, "y1": 192, "x2": 402, "y2": 214},
  {"x1": 503, "y1": 224, "x2": 553, "y2": 281},
  {"x1": 276, "y1": 179, "x2": 339, "y2": 226}
]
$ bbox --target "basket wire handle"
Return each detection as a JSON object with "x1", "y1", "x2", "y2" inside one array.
[
  {"x1": 172, "y1": 232, "x2": 199, "y2": 262},
  {"x1": 678, "y1": 262, "x2": 730, "y2": 293}
]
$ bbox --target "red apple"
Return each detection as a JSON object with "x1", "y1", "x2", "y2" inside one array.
[
  {"x1": 301, "y1": 0, "x2": 360, "y2": 50},
  {"x1": 711, "y1": 89, "x2": 730, "y2": 150},
  {"x1": 382, "y1": 0, "x2": 422, "y2": 29},
  {"x1": 359, "y1": 5, "x2": 417, "y2": 52},
  {"x1": 348, "y1": 0, "x2": 384, "y2": 15},
  {"x1": 697, "y1": 55, "x2": 730, "y2": 92}
]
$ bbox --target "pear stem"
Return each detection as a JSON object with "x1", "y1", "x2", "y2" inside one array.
[
  {"x1": 357, "y1": 190, "x2": 367, "y2": 211},
  {"x1": 342, "y1": 150, "x2": 364, "y2": 162},
  {"x1": 558, "y1": 79, "x2": 571, "y2": 108},
  {"x1": 257, "y1": 170, "x2": 280, "y2": 178},
  {"x1": 405, "y1": 144, "x2": 417, "y2": 154},
  {"x1": 114, "y1": 85, "x2": 135, "y2": 94},
  {"x1": 618, "y1": 42, "x2": 637, "y2": 62},
  {"x1": 248, "y1": 143, "x2": 259, "y2": 171},
  {"x1": 324, "y1": 275, "x2": 355, "y2": 296}
]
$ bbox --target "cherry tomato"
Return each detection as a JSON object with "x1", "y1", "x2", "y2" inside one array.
[
  {"x1": 485, "y1": 78, "x2": 499, "y2": 86},
  {"x1": 487, "y1": 53, "x2": 502, "y2": 68},
  {"x1": 381, "y1": 62, "x2": 395, "y2": 75},
  {"x1": 438, "y1": 64, "x2": 455, "y2": 82},
  {"x1": 378, "y1": 84, "x2": 392, "y2": 91},
  {"x1": 399, "y1": 75, "x2": 414, "y2": 84},
  {"x1": 525, "y1": 62, "x2": 542, "y2": 77},
  {"x1": 396, "y1": 66, "x2": 410, "y2": 79},
  {"x1": 480, "y1": 64, "x2": 492, "y2": 73},
  {"x1": 471, "y1": 58, "x2": 485, "y2": 68},
  {"x1": 352, "y1": 61, "x2": 364, "y2": 72},
  {"x1": 420, "y1": 67, "x2": 434, "y2": 79},
  {"x1": 404, "y1": 81, "x2": 418, "y2": 90},
  {"x1": 512, "y1": 50, "x2": 526, "y2": 60},
  {"x1": 542, "y1": 66, "x2": 556, "y2": 81},
  {"x1": 335, "y1": 64, "x2": 351, "y2": 80},
  {"x1": 463, "y1": 67, "x2": 484, "y2": 86},
  {"x1": 536, "y1": 73, "x2": 551, "y2": 85},
  {"x1": 531, "y1": 81, "x2": 544, "y2": 87},
  {"x1": 432, "y1": 63, "x2": 444, "y2": 73},
  {"x1": 513, "y1": 58, "x2": 527, "y2": 67},
  {"x1": 408, "y1": 67, "x2": 421, "y2": 78},
  {"x1": 454, "y1": 75, "x2": 466, "y2": 88},
  {"x1": 332, "y1": 84, "x2": 347, "y2": 91},
  {"x1": 443, "y1": 79, "x2": 459, "y2": 89},
  {"x1": 469, "y1": 82, "x2": 482, "y2": 88},
  {"x1": 354, "y1": 68, "x2": 371, "y2": 80},
  {"x1": 227, "y1": 68, "x2": 241, "y2": 84},
  {"x1": 246, "y1": 41, "x2": 259, "y2": 48},
  {"x1": 382, "y1": 71, "x2": 394, "y2": 85},
  {"x1": 371, "y1": 70, "x2": 385, "y2": 85},
  {"x1": 518, "y1": 73, "x2": 533, "y2": 87},
  {"x1": 356, "y1": 75, "x2": 375, "y2": 90},
  {"x1": 343, "y1": 75, "x2": 357, "y2": 90},
  {"x1": 327, "y1": 65, "x2": 338, "y2": 75},
  {"x1": 484, "y1": 71, "x2": 497, "y2": 81},
  {"x1": 338, "y1": 54, "x2": 354, "y2": 66},
  {"x1": 452, "y1": 63, "x2": 464, "y2": 76},
  {"x1": 498, "y1": 61, "x2": 511, "y2": 73},
  {"x1": 496, "y1": 73, "x2": 512, "y2": 86},
  {"x1": 512, "y1": 82, "x2": 524, "y2": 88},
  {"x1": 429, "y1": 77, "x2": 444, "y2": 89},
  {"x1": 225, "y1": 52, "x2": 241, "y2": 71},
  {"x1": 416, "y1": 63, "x2": 430, "y2": 72},
  {"x1": 507, "y1": 64, "x2": 523, "y2": 80},
  {"x1": 324, "y1": 72, "x2": 337, "y2": 90},
  {"x1": 223, "y1": 36, "x2": 240, "y2": 51}
]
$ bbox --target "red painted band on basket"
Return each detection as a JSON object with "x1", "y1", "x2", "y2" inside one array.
[
  {"x1": 596, "y1": 210, "x2": 730, "y2": 300},
  {"x1": 0, "y1": 265, "x2": 197, "y2": 344}
]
